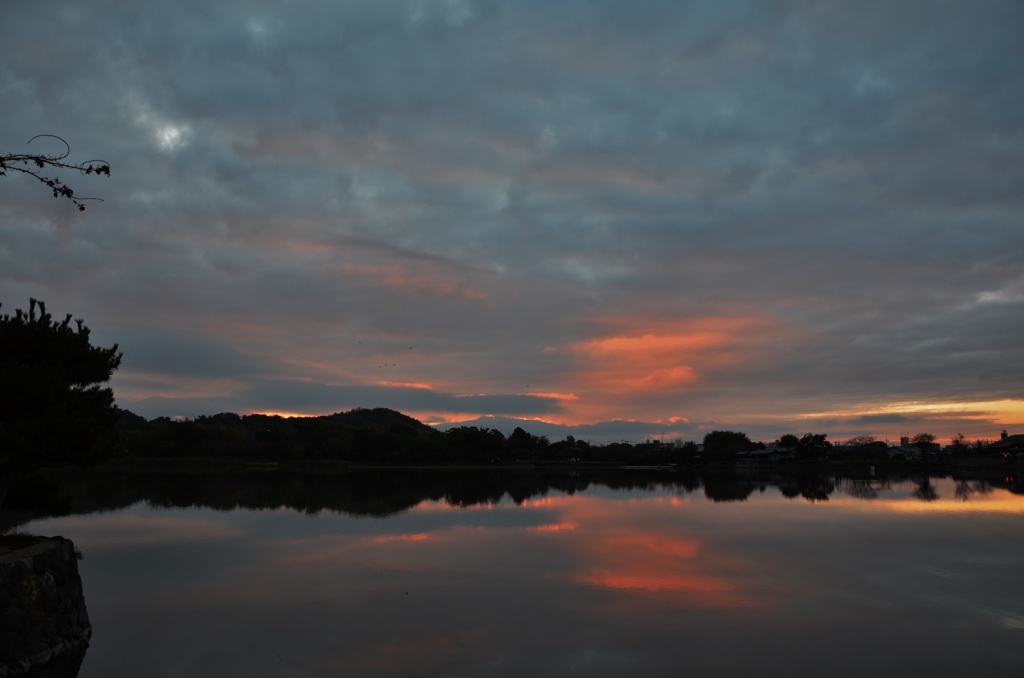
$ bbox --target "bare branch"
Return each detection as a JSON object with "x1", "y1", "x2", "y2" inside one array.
[{"x1": 1, "y1": 135, "x2": 110, "y2": 211}]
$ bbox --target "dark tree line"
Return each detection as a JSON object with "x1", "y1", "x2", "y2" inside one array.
[
  {"x1": 116, "y1": 412, "x2": 690, "y2": 466},
  {"x1": 699, "y1": 430, "x2": 832, "y2": 462}
]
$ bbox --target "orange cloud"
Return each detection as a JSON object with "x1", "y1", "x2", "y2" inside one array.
[
  {"x1": 793, "y1": 398, "x2": 1024, "y2": 442},
  {"x1": 528, "y1": 496, "x2": 576, "y2": 509},
  {"x1": 337, "y1": 262, "x2": 486, "y2": 300},
  {"x1": 376, "y1": 381, "x2": 435, "y2": 390},
  {"x1": 523, "y1": 392, "x2": 579, "y2": 401},
  {"x1": 566, "y1": 315, "x2": 790, "y2": 400},
  {"x1": 249, "y1": 410, "x2": 315, "y2": 418},
  {"x1": 374, "y1": 533, "x2": 431, "y2": 543},
  {"x1": 527, "y1": 522, "x2": 579, "y2": 532},
  {"x1": 557, "y1": 315, "x2": 794, "y2": 421},
  {"x1": 578, "y1": 571, "x2": 734, "y2": 594}
]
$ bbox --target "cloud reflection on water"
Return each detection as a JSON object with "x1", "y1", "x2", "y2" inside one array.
[
  {"x1": 17, "y1": 474, "x2": 1024, "y2": 677},
  {"x1": 239, "y1": 492, "x2": 783, "y2": 611}
]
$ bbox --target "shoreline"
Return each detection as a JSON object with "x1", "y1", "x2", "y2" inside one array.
[{"x1": 46, "y1": 454, "x2": 1024, "y2": 476}]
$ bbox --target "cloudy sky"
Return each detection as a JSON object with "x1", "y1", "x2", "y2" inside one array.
[{"x1": 2, "y1": 1, "x2": 1023, "y2": 443}]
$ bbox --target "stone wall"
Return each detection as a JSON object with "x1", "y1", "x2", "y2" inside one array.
[{"x1": 0, "y1": 538, "x2": 91, "y2": 678}]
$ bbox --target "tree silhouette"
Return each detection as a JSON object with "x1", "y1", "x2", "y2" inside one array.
[
  {"x1": 1, "y1": 135, "x2": 109, "y2": 211},
  {"x1": 702, "y1": 430, "x2": 752, "y2": 460},
  {"x1": 796, "y1": 433, "x2": 832, "y2": 461},
  {"x1": 910, "y1": 432, "x2": 937, "y2": 459},
  {"x1": 0, "y1": 299, "x2": 122, "y2": 465}
]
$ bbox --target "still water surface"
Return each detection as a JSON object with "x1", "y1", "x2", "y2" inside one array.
[{"x1": 20, "y1": 471, "x2": 1024, "y2": 677}]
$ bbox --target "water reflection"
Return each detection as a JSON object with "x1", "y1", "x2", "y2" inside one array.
[
  {"x1": 6, "y1": 466, "x2": 1023, "y2": 528},
  {"x1": 956, "y1": 479, "x2": 993, "y2": 501},
  {"x1": 912, "y1": 476, "x2": 940, "y2": 502},
  {"x1": 5, "y1": 467, "x2": 1024, "y2": 677}
]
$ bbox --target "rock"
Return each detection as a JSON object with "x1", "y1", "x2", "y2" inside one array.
[
  {"x1": 0, "y1": 610, "x2": 25, "y2": 635},
  {"x1": 0, "y1": 538, "x2": 91, "y2": 677},
  {"x1": 26, "y1": 647, "x2": 49, "y2": 667},
  {"x1": 0, "y1": 632, "x2": 23, "y2": 659}
]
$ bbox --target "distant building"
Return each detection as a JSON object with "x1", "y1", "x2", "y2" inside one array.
[
  {"x1": 886, "y1": 445, "x2": 920, "y2": 461},
  {"x1": 988, "y1": 430, "x2": 1024, "y2": 452}
]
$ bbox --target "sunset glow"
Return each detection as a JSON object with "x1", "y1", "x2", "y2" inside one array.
[
  {"x1": 7, "y1": 5, "x2": 1024, "y2": 676},
  {"x1": 3, "y1": 1, "x2": 1022, "y2": 444},
  {"x1": 569, "y1": 316, "x2": 779, "y2": 392}
]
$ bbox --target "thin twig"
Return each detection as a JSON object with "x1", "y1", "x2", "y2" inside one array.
[{"x1": 0, "y1": 135, "x2": 110, "y2": 210}]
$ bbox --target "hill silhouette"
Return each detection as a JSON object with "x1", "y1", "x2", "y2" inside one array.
[
  {"x1": 320, "y1": 407, "x2": 436, "y2": 436},
  {"x1": 113, "y1": 406, "x2": 695, "y2": 466},
  {"x1": 117, "y1": 407, "x2": 445, "y2": 464}
]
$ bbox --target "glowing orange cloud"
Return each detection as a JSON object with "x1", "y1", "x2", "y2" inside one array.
[
  {"x1": 793, "y1": 398, "x2": 1024, "y2": 442},
  {"x1": 549, "y1": 314, "x2": 802, "y2": 423},
  {"x1": 376, "y1": 381, "x2": 435, "y2": 390},
  {"x1": 250, "y1": 411, "x2": 315, "y2": 419},
  {"x1": 523, "y1": 392, "x2": 579, "y2": 401},
  {"x1": 578, "y1": 571, "x2": 734, "y2": 594},
  {"x1": 569, "y1": 316, "x2": 784, "y2": 394},
  {"x1": 528, "y1": 496, "x2": 576, "y2": 509},
  {"x1": 526, "y1": 522, "x2": 578, "y2": 532}
]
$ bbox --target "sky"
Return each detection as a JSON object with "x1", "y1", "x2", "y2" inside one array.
[{"x1": 2, "y1": 0, "x2": 1023, "y2": 444}]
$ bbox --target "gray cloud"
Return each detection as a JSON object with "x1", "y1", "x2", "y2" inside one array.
[
  {"x1": 93, "y1": 326, "x2": 263, "y2": 379},
  {"x1": 243, "y1": 380, "x2": 565, "y2": 416},
  {"x1": 3, "y1": 1, "x2": 1023, "y2": 439},
  {"x1": 847, "y1": 414, "x2": 912, "y2": 425}
]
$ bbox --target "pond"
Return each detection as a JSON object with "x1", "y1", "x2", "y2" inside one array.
[{"x1": 11, "y1": 467, "x2": 1024, "y2": 677}]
